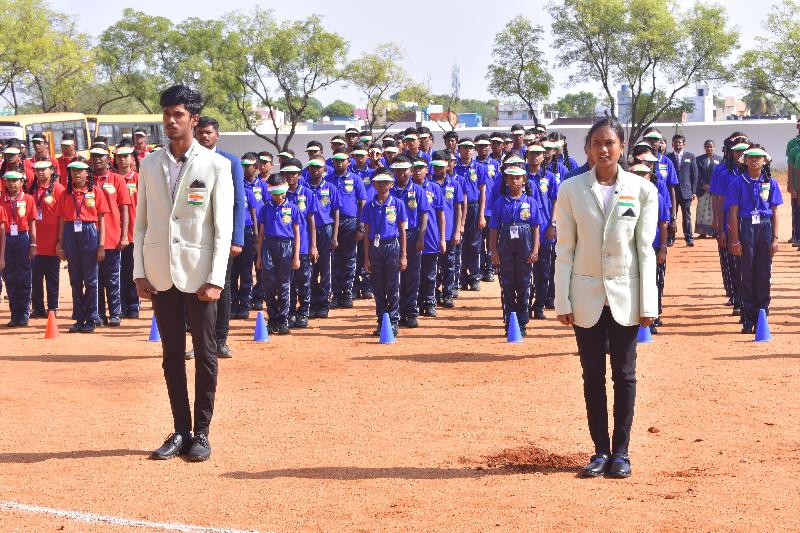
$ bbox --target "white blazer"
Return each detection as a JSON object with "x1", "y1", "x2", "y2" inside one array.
[
  {"x1": 554, "y1": 165, "x2": 658, "y2": 328},
  {"x1": 133, "y1": 141, "x2": 233, "y2": 293}
]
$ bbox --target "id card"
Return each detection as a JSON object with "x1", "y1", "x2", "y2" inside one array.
[
  {"x1": 74, "y1": 220, "x2": 83, "y2": 233},
  {"x1": 751, "y1": 211, "x2": 760, "y2": 225},
  {"x1": 37, "y1": 211, "x2": 43, "y2": 221},
  {"x1": 374, "y1": 234, "x2": 381, "y2": 247},
  {"x1": 510, "y1": 225, "x2": 520, "y2": 240},
  {"x1": 10, "y1": 224, "x2": 18, "y2": 236}
]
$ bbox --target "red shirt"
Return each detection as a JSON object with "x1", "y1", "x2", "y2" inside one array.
[
  {"x1": 1, "y1": 192, "x2": 37, "y2": 233},
  {"x1": 119, "y1": 170, "x2": 139, "y2": 241},
  {"x1": 32, "y1": 182, "x2": 65, "y2": 256},
  {"x1": 56, "y1": 154, "x2": 76, "y2": 187},
  {"x1": 57, "y1": 185, "x2": 110, "y2": 223},
  {"x1": 94, "y1": 172, "x2": 132, "y2": 249},
  {"x1": 136, "y1": 146, "x2": 152, "y2": 161},
  {"x1": 22, "y1": 159, "x2": 35, "y2": 191}
]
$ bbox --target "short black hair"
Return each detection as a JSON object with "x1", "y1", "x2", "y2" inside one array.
[
  {"x1": 372, "y1": 167, "x2": 391, "y2": 179},
  {"x1": 443, "y1": 131, "x2": 459, "y2": 141},
  {"x1": 197, "y1": 116, "x2": 219, "y2": 132},
  {"x1": 160, "y1": 85, "x2": 203, "y2": 116},
  {"x1": 93, "y1": 136, "x2": 108, "y2": 146},
  {"x1": 307, "y1": 140, "x2": 322, "y2": 149},
  {"x1": 392, "y1": 154, "x2": 411, "y2": 165},
  {"x1": 672, "y1": 134, "x2": 686, "y2": 142},
  {"x1": 267, "y1": 173, "x2": 287, "y2": 186},
  {"x1": 417, "y1": 125, "x2": 432, "y2": 135},
  {"x1": 258, "y1": 150, "x2": 273, "y2": 161},
  {"x1": 62, "y1": 132, "x2": 75, "y2": 141},
  {"x1": 352, "y1": 142, "x2": 367, "y2": 152},
  {"x1": 474, "y1": 133, "x2": 490, "y2": 143},
  {"x1": 704, "y1": 139, "x2": 714, "y2": 146},
  {"x1": 285, "y1": 157, "x2": 303, "y2": 169},
  {"x1": 242, "y1": 151, "x2": 258, "y2": 161},
  {"x1": 432, "y1": 150, "x2": 449, "y2": 161}
]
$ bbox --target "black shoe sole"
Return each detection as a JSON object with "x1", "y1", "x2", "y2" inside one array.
[{"x1": 187, "y1": 454, "x2": 211, "y2": 462}]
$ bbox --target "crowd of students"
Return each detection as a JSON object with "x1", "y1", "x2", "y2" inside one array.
[{"x1": 0, "y1": 121, "x2": 785, "y2": 338}]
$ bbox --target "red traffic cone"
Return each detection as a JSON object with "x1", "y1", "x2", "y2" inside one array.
[{"x1": 44, "y1": 310, "x2": 58, "y2": 339}]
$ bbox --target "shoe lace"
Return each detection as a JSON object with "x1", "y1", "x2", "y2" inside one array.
[{"x1": 194, "y1": 434, "x2": 209, "y2": 447}]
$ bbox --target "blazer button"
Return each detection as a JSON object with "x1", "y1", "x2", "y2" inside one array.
[
  {"x1": 173, "y1": 215, "x2": 178, "y2": 221},
  {"x1": 173, "y1": 238, "x2": 179, "y2": 244}
]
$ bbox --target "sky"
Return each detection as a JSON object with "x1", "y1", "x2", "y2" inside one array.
[{"x1": 53, "y1": 0, "x2": 783, "y2": 108}]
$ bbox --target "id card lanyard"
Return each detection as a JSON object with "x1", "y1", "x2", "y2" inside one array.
[
  {"x1": 6, "y1": 192, "x2": 22, "y2": 236},
  {"x1": 505, "y1": 195, "x2": 522, "y2": 239},
  {"x1": 72, "y1": 187, "x2": 88, "y2": 232}
]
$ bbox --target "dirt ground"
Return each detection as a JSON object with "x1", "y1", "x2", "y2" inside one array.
[{"x1": 0, "y1": 178, "x2": 798, "y2": 532}]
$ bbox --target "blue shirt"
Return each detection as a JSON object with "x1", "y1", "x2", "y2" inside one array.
[
  {"x1": 302, "y1": 163, "x2": 334, "y2": 183},
  {"x1": 418, "y1": 180, "x2": 445, "y2": 254},
  {"x1": 350, "y1": 165, "x2": 376, "y2": 201},
  {"x1": 453, "y1": 160, "x2": 487, "y2": 203},
  {"x1": 562, "y1": 162, "x2": 589, "y2": 181},
  {"x1": 560, "y1": 155, "x2": 579, "y2": 173},
  {"x1": 243, "y1": 188, "x2": 258, "y2": 227},
  {"x1": 360, "y1": 194, "x2": 408, "y2": 240},
  {"x1": 286, "y1": 184, "x2": 318, "y2": 254},
  {"x1": 547, "y1": 161, "x2": 570, "y2": 184},
  {"x1": 724, "y1": 173, "x2": 783, "y2": 218},
  {"x1": 390, "y1": 180, "x2": 429, "y2": 231},
  {"x1": 257, "y1": 198, "x2": 301, "y2": 240},
  {"x1": 216, "y1": 149, "x2": 246, "y2": 247},
  {"x1": 655, "y1": 178, "x2": 672, "y2": 211},
  {"x1": 305, "y1": 178, "x2": 340, "y2": 226},
  {"x1": 432, "y1": 175, "x2": 464, "y2": 241},
  {"x1": 656, "y1": 153, "x2": 679, "y2": 187},
  {"x1": 404, "y1": 150, "x2": 432, "y2": 164},
  {"x1": 488, "y1": 194, "x2": 543, "y2": 229},
  {"x1": 528, "y1": 169, "x2": 559, "y2": 242},
  {"x1": 328, "y1": 171, "x2": 366, "y2": 218},
  {"x1": 476, "y1": 157, "x2": 501, "y2": 216},
  {"x1": 653, "y1": 182, "x2": 671, "y2": 248},
  {"x1": 711, "y1": 164, "x2": 743, "y2": 234},
  {"x1": 244, "y1": 178, "x2": 266, "y2": 209}
]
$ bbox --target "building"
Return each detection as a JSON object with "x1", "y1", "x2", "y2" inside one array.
[
  {"x1": 684, "y1": 84, "x2": 714, "y2": 122},
  {"x1": 496, "y1": 102, "x2": 548, "y2": 126}
]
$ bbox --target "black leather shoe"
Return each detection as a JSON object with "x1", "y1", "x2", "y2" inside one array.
[
  {"x1": 470, "y1": 281, "x2": 481, "y2": 291},
  {"x1": 607, "y1": 453, "x2": 632, "y2": 478},
  {"x1": 533, "y1": 309, "x2": 546, "y2": 320},
  {"x1": 441, "y1": 297, "x2": 455, "y2": 309},
  {"x1": 6, "y1": 319, "x2": 18, "y2": 327},
  {"x1": 361, "y1": 290, "x2": 373, "y2": 299},
  {"x1": 545, "y1": 299, "x2": 555, "y2": 310},
  {"x1": 686, "y1": 240, "x2": 695, "y2": 247},
  {"x1": 277, "y1": 322, "x2": 291, "y2": 335},
  {"x1": 425, "y1": 306, "x2": 437, "y2": 318},
  {"x1": 292, "y1": 315, "x2": 309, "y2": 328},
  {"x1": 150, "y1": 433, "x2": 191, "y2": 460},
  {"x1": 732, "y1": 306, "x2": 741, "y2": 316},
  {"x1": 580, "y1": 454, "x2": 609, "y2": 478},
  {"x1": 217, "y1": 343, "x2": 233, "y2": 358},
  {"x1": 329, "y1": 297, "x2": 341, "y2": 309},
  {"x1": 405, "y1": 316, "x2": 419, "y2": 328},
  {"x1": 81, "y1": 322, "x2": 95, "y2": 333},
  {"x1": 741, "y1": 323, "x2": 754, "y2": 334},
  {"x1": 126, "y1": 310, "x2": 140, "y2": 319},
  {"x1": 654, "y1": 318, "x2": 663, "y2": 327},
  {"x1": 107, "y1": 316, "x2": 121, "y2": 327},
  {"x1": 340, "y1": 298, "x2": 354, "y2": 309},
  {"x1": 68, "y1": 321, "x2": 83, "y2": 333},
  {"x1": 187, "y1": 434, "x2": 211, "y2": 462}
]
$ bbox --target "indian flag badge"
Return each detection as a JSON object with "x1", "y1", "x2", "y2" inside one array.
[
  {"x1": 103, "y1": 183, "x2": 116, "y2": 194},
  {"x1": 470, "y1": 169, "x2": 477, "y2": 182},
  {"x1": 127, "y1": 183, "x2": 137, "y2": 194},
  {"x1": 760, "y1": 183, "x2": 770, "y2": 201},
  {"x1": 44, "y1": 195, "x2": 54, "y2": 205},
  {"x1": 188, "y1": 192, "x2": 204, "y2": 205},
  {"x1": 619, "y1": 195, "x2": 636, "y2": 209},
  {"x1": 344, "y1": 178, "x2": 354, "y2": 193},
  {"x1": 386, "y1": 205, "x2": 397, "y2": 223},
  {"x1": 445, "y1": 186, "x2": 454, "y2": 200},
  {"x1": 539, "y1": 178, "x2": 548, "y2": 193},
  {"x1": 521, "y1": 202, "x2": 530, "y2": 220}
]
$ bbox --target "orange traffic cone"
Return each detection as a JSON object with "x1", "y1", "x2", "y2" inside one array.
[{"x1": 44, "y1": 310, "x2": 58, "y2": 339}]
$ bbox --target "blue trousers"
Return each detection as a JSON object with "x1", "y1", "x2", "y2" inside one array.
[
  {"x1": 120, "y1": 243, "x2": 139, "y2": 314},
  {"x1": 460, "y1": 202, "x2": 481, "y2": 285},
  {"x1": 311, "y1": 223, "x2": 333, "y2": 312},
  {"x1": 726, "y1": 248, "x2": 741, "y2": 307},
  {"x1": 63, "y1": 221, "x2": 99, "y2": 323},
  {"x1": 290, "y1": 254, "x2": 312, "y2": 317},
  {"x1": 436, "y1": 240, "x2": 458, "y2": 300},
  {"x1": 332, "y1": 216, "x2": 358, "y2": 301},
  {"x1": 262, "y1": 238, "x2": 293, "y2": 323},
  {"x1": 231, "y1": 226, "x2": 256, "y2": 314},
  {"x1": 498, "y1": 225, "x2": 533, "y2": 326},
  {"x1": 355, "y1": 240, "x2": 370, "y2": 294},
  {"x1": 418, "y1": 253, "x2": 438, "y2": 308},
  {"x1": 718, "y1": 245, "x2": 732, "y2": 298},
  {"x1": 655, "y1": 256, "x2": 666, "y2": 316},
  {"x1": 97, "y1": 249, "x2": 122, "y2": 321},
  {"x1": 32, "y1": 255, "x2": 60, "y2": 313},
  {"x1": 480, "y1": 222, "x2": 494, "y2": 275},
  {"x1": 532, "y1": 241, "x2": 555, "y2": 312},
  {"x1": 453, "y1": 242, "x2": 462, "y2": 292},
  {"x1": 400, "y1": 228, "x2": 422, "y2": 318},
  {"x1": 368, "y1": 237, "x2": 400, "y2": 324},
  {"x1": 3, "y1": 232, "x2": 32, "y2": 321},
  {"x1": 739, "y1": 217, "x2": 773, "y2": 325}
]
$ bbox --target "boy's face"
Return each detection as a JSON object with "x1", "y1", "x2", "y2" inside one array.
[
  {"x1": 243, "y1": 164, "x2": 258, "y2": 179},
  {"x1": 476, "y1": 144, "x2": 490, "y2": 158},
  {"x1": 374, "y1": 180, "x2": 392, "y2": 194},
  {"x1": 4, "y1": 178, "x2": 21, "y2": 195},
  {"x1": 34, "y1": 166, "x2": 52, "y2": 182},
  {"x1": 90, "y1": 154, "x2": 108, "y2": 174},
  {"x1": 393, "y1": 168, "x2": 410, "y2": 185},
  {"x1": 353, "y1": 154, "x2": 367, "y2": 166},
  {"x1": 308, "y1": 163, "x2": 324, "y2": 179},
  {"x1": 333, "y1": 157, "x2": 349, "y2": 173},
  {"x1": 411, "y1": 166, "x2": 427, "y2": 183},
  {"x1": 527, "y1": 151, "x2": 544, "y2": 166},
  {"x1": 432, "y1": 164, "x2": 446, "y2": 179},
  {"x1": 270, "y1": 192, "x2": 287, "y2": 204},
  {"x1": 458, "y1": 146, "x2": 473, "y2": 160},
  {"x1": 116, "y1": 153, "x2": 133, "y2": 169},
  {"x1": 258, "y1": 159, "x2": 273, "y2": 175},
  {"x1": 284, "y1": 171, "x2": 299, "y2": 187}
]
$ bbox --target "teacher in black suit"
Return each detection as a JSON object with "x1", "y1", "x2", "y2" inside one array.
[{"x1": 666, "y1": 134, "x2": 698, "y2": 246}]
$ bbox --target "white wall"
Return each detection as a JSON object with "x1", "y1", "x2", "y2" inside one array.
[{"x1": 218, "y1": 119, "x2": 799, "y2": 169}]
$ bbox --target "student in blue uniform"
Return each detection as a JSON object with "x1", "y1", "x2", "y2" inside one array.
[
  {"x1": 489, "y1": 165, "x2": 542, "y2": 337},
  {"x1": 361, "y1": 168, "x2": 407, "y2": 336},
  {"x1": 284, "y1": 160, "x2": 318, "y2": 328},
  {"x1": 725, "y1": 145, "x2": 782, "y2": 333},
  {"x1": 389, "y1": 156, "x2": 429, "y2": 328},
  {"x1": 430, "y1": 151, "x2": 464, "y2": 309},
  {"x1": 642, "y1": 129, "x2": 679, "y2": 245},
  {"x1": 443, "y1": 131, "x2": 459, "y2": 153},
  {"x1": 411, "y1": 158, "x2": 445, "y2": 317},
  {"x1": 55, "y1": 159, "x2": 109, "y2": 333},
  {"x1": 251, "y1": 151, "x2": 273, "y2": 311},
  {"x1": 630, "y1": 164, "x2": 669, "y2": 334},
  {"x1": 1, "y1": 171, "x2": 37, "y2": 326},
  {"x1": 230, "y1": 153, "x2": 260, "y2": 320},
  {"x1": 349, "y1": 143, "x2": 375, "y2": 300},
  {"x1": 475, "y1": 134, "x2": 500, "y2": 282},
  {"x1": 542, "y1": 139, "x2": 570, "y2": 183},
  {"x1": 446, "y1": 149, "x2": 464, "y2": 298},
  {"x1": 524, "y1": 143, "x2": 558, "y2": 319},
  {"x1": 552, "y1": 132, "x2": 579, "y2": 173},
  {"x1": 328, "y1": 148, "x2": 367, "y2": 308},
  {"x1": 301, "y1": 142, "x2": 333, "y2": 183},
  {"x1": 417, "y1": 126, "x2": 434, "y2": 157},
  {"x1": 453, "y1": 138, "x2": 487, "y2": 291},
  {"x1": 305, "y1": 154, "x2": 340, "y2": 319},
  {"x1": 255, "y1": 173, "x2": 301, "y2": 335},
  {"x1": 326, "y1": 136, "x2": 346, "y2": 167}
]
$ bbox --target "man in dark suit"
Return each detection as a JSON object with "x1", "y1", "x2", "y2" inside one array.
[
  {"x1": 667, "y1": 134, "x2": 698, "y2": 246},
  {"x1": 694, "y1": 139, "x2": 722, "y2": 238}
]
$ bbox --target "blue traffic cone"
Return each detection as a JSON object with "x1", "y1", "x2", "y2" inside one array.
[
  {"x1": 507, "y1": 311, "x2": 523, "y2": 343},
  {"x1": 754, "y1": 308, "x2": 771, "y2": 342},
  {"x1": 148, "y1": 315, "x2": 160, "y2": 342},
  {"x1": 637, "y1": 324, "x2": 653, "y2": 343},
  {"x1": 379, "y1": 312, "x2": 395, "y2": 344},
  {"x1": 253, "y1": 311, "x2": 270, "y2": 342}
]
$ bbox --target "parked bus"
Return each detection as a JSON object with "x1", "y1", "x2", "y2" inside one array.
[
  {"x1": 0, "y1": 112, "x2": 90, "y2": 159},
  {"x1": 87, "y1": 114, "x2": 166, "y2": 148}
]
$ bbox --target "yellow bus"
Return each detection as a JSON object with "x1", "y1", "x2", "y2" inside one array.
[
  {"x1": 0, "y1": 112, "x2": 90, "y2": 159},
  {"x1": 87, "y1": 114, "x2": 166, "y2": 148}
]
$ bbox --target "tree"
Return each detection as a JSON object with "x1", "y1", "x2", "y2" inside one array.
[
  {"x1": 551, "y1": 0, "x2": 738, "y2": 149},
  {"x1": 321, "y1": 99, "x2": 355, "y2": 119},
  {"x1": 553, "y1": 91, "x2": 599, "y2": 117},
  {"x1": 742, "y1": 91, "x2": 778, "y2": 116},
  {"x1": 738, "y1": 0, "x2": 800, "y2": 114},
  {"x1": 487, "y1": 17, "x2": 553, "y2": 125},
  {"x1": 346, "y1": 43, "x2": 406, "y2": 135},
  {"x1": 391, "y1": 82, "x2": 431, "y2": 108},
  {"x1": 221, "y1": 9, "x2": 349, "y2": 151}
]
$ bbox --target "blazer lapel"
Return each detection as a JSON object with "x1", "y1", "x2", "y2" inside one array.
[
  {"x1": 169, "y1": 146, "x2": 199, "y2": 215},
  {"x1": 587, "y1": 168, "x2": 605, "y2": 214}
]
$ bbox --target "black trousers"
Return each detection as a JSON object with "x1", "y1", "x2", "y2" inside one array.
[
  {"x1": 153, "y1": 286, "x2": 218, "y2": 436},
  {"x1": 573, "y1": 306, "x2": 638, "y2": 455},
  {"x1": 676, "y1": 193, "x2": 693, "y2": 242},
  {"x1": 214, "y1": 257, "x2": 234, "y2": 344}
]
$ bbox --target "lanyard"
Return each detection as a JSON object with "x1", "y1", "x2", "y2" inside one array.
[
  {"x1": 5, "y1": 191, "x2": 22, "y2": 224},
  {"x1": 72, "y1": 187, "x2": 88, "y2": 219},
  {"x1": 35, "y1": 187, "x2": 49, "y2": 211},
  {"x1": 504, "y1": 194, "x2": 523, "y2": 223}
]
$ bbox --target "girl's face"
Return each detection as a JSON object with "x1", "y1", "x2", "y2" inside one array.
[
  {"x1": 116, "y1": 154, "x2": 133, "y2": 171},
  {"x1": 70, "y1": 169, "x2": 88, "y2": 189},
  {"x1": 526, "y1": 150, "x2": 544, "y2": 166},
  {"x1": 4, "y1": 178, "x2": 21, "y2": 195},
  {"x1": 374, "y1": 180, "x2": 392, "y2": 195},
  {"x1": 505, "y1": 173, "x2": 524, "y2": 195},
  {"x1": 745, "y1": 155, "x2": 766, "y2": 174},
  {"x1": 589, "y1": 127, "x2": 624, "y2": 170}
]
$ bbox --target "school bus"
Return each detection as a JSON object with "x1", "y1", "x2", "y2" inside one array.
[
  {"x1": 87, "y1": 114, "x2": 167, "y2": 148},
  {"x1": 0, "y1": 112, "x2": 90, "y2": 159}
]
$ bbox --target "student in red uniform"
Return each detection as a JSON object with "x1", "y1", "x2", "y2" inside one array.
[
  {"x1": 2, "y1": 141, "x2": 34, "y2": 190},
  {"x1": 2, "y1": 170, "x2": 37, "y2": 326},
  {"x1": 56, "y1": 159, "x2": 109, "y2": 333},
  {"x1": 29, "y1": 160, "x2": 64, "y2": 318},
  {"x1": 133, "y1": 129, "x2": 152, "y2": 161},
  {"x1": 56, "y1": 133, "x2": 78, "y2": 186},
  {"x1": 89, "y1": 144, "x2": 131, "y2": 327},
  {"x1": 113, "y1": 140, "x2": 141, "y2": 318}
]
